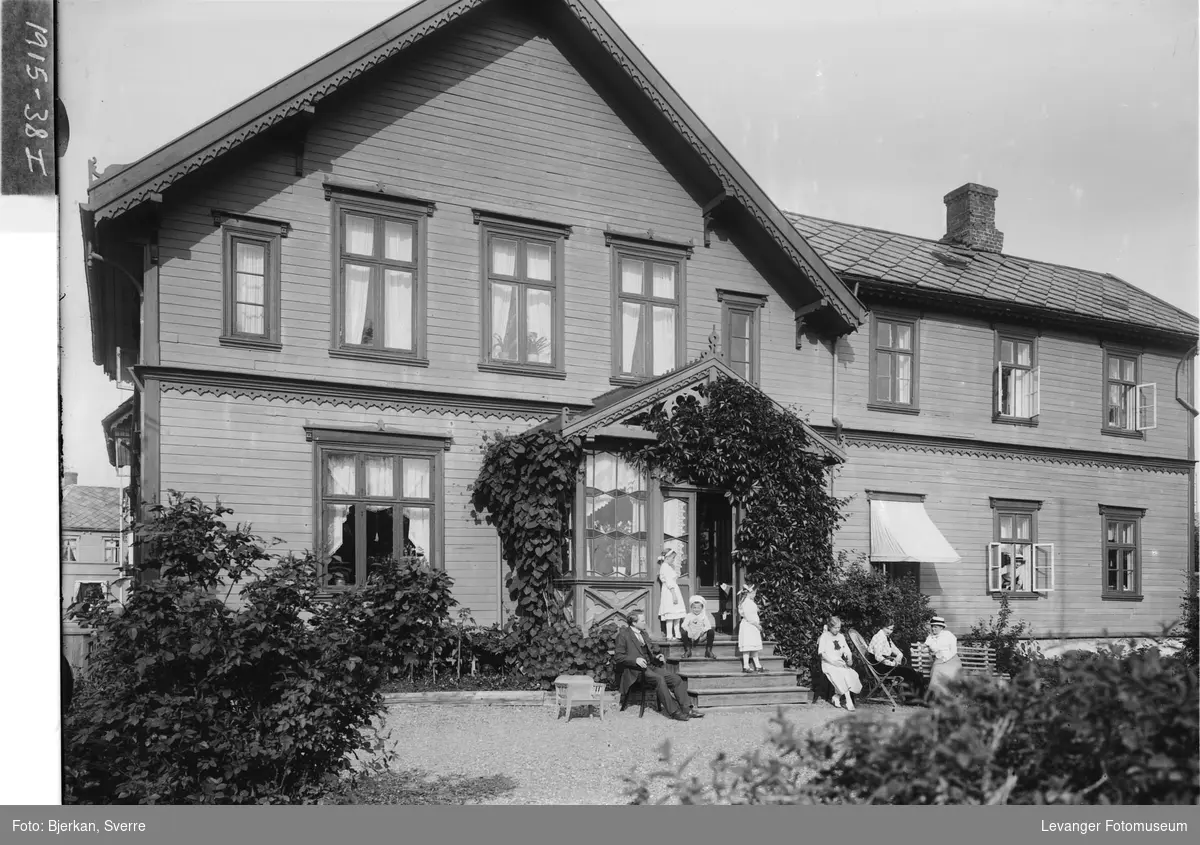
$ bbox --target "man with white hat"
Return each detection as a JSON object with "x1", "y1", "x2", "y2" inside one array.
[
  {"x1": 921, "y1": 615, "x2": 962, "y2": 698},
  {"x1": 680, "y1": 595, "x2": 717, "y2": 660}
]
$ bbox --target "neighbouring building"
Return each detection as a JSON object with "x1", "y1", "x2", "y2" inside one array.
[
  {"x1": 61, "y1": 472, "x2": 125, "y2": 668},
  {"x1": 79, "y1": 0, "x2": 1196, "y2": 666}
]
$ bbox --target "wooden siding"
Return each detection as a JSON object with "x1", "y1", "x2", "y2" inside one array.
[
  {"x1": 833, "y1": 445, "x2": 1191, "y2": 638},
  {"x1": 151, "y1": 4, "x2": 829, "y2": 419},
  {"x1": 836, "y1": 311, "x2": 1191, "y2": 460},
  {"x1": 157, "y1": 388, "x2": 543, "y2": 626}
]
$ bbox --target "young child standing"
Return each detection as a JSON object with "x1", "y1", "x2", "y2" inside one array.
[{"x1": 737, "y1": 585, "x2": 765, "y2": 673}]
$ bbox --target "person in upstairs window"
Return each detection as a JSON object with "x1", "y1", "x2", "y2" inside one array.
[
  {"x1": 818, "y1": 615, "x2": 862, "y2": 710},
  {"x1": 921, "y1": 615, "x2": 962, "y2": 697},
  {"x1": 868, "y1": 618, "x2": 928, "y2": 701},
  {"x1": 681, "y1": 595, "x2": 717, "y2": 660}
]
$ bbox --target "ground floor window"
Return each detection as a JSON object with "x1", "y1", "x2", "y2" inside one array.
[
  {"x1": 73, "y1": 581, "x2": 108, "y2": 613},
  {"x1": 311, "y1": 430, "x2": 443, "y2": 588},
  {"x1": 988, "y1": 498, "x2": 1053, "y2": 594},
  {"x1": 581, "y1": 451, "x2": 648, "y2": 578},
  {"x1": 1100, "y1": 505, "x2": 1143, "y2": 597}
]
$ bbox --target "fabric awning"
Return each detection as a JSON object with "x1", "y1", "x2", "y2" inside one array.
[{"x1": 869, "y1": 500, "x2": 961, "y2": 564}]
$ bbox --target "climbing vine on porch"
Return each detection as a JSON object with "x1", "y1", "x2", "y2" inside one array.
[
  {"x1": 625, "y1": 376, "x2": 849, "y2": 677},
  {"x1": 470, "y1": 429, "x2": 619, "y2": 687}
]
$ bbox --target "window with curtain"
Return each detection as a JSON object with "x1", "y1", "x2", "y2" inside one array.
[
  {"x1": 103, "y1": 537, "x2": 119, "y2": 563},
  {"x1": 582, "y1": 451, "x2": 648, "y2": 578},
  {"x1": 1103, "y1": 350, "x2": 1156, "y2": 433},
  {"x1": 62, "y1": 536, "x2": 78, "y2": 562},
  {"x1": 614, "y1": 249, "x2": 682, "y2": 380},
  {"x1": 483, "y1": 229, "x2": 558, "y2": 369},
  {"x1": 316, "y1": 445, "x2": 438, "y2": 588},
  {"x1": 338, "y1": 207, "x2": 419, "y2": 355},
  {"x1": 219, "y1": 215, "x2": 285, "y2": 348},
  {"x1": 870, "y1": 314, "x2": 918, "y2": 409},
  {"x1": 995, "y1": 334, "x2": 1039, "y2": 420}
]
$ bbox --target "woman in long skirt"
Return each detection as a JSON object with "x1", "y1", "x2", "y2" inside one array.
[
  {"x1": 657, "y1": 549, "x2": 686, "y2": 639},
  {"x1": 737, "y1": 585, "x2": 765, "y2": 673},
  {"x1": 818, "y1": 615, "x2": 862, "y2": 710},
  {"x1": 922, "y1": 615, "x2": 962, "y2": 697}
]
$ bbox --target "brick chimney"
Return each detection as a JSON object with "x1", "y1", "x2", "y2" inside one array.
[
  {"x1": 942, "y1": 183, "x2": 1004, "y2": 253},
  {"x1": 62, "y1": 471, "x2": 78, "y2": 487}
]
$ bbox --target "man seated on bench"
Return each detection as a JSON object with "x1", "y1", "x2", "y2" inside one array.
[
  {"x1": 614, "y1": 609, "x2": 704, "y2": 721},
  {"x1": 868, "y1": 619, "x2": 928, "y2": 701}
]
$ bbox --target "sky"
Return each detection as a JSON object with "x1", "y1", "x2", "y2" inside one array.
[{"x1": 57, "y1": 0, "x2": 1199, "y2": 488}]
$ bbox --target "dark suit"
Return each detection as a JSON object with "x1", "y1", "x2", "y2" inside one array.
[{"x1": 613, "y1": 625, "x2": 692, "y2": 716}]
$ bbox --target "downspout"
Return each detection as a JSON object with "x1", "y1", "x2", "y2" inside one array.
[{"x1": 1177, "y1": 346, "x2": 1199, "y2": 595}]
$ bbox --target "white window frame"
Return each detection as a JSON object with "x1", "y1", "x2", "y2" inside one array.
[
  {"x1": 62, "y1": 536, "x2": 78, "y2": 562},
  {"x1": 988, "y1": 543, "x2": 1054, "y2": 594},
  {"x1": 1136, "y1": 383, "x2": 1157, "y2": 431},
  {"x1": 103, "y1": 536, "x2": 120, "y2": 563},
  {"x1": 73, "y1": 580, "x2": 109, "y2": 602}
]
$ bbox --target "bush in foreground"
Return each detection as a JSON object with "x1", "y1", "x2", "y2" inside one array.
[
  {"x1": 627, "y1": 646, "x2": 1198, "y2": 805},
  {"x1": 64, "y1": 494, "x2": 455, "y2": 805}
]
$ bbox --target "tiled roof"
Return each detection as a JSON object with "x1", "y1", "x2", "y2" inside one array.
[
  {"x1": 62, "y1": 485, "x2": 121, "y2": 532},
  {"x1": 785, "y1": 212, "x2": 1198, "y2": 342}
]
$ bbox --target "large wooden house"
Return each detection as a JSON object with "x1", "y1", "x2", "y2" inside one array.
[{"x1": 83, "y1": 0, "x2": 1196, "y2": 650}]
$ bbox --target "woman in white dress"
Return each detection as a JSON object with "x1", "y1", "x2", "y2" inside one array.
[
  {"x1": 737, "y1": 585, "x2": 765, "y2": 673},
  {"x1": 818, "y1": 615, "x2": 862, "y2": 710},
  {"x1": 657, "y1": 549, "x2": 686, "y2": 639},
  {"x1": 922, "y1": 616, "x2": 962, "y2": 697}
]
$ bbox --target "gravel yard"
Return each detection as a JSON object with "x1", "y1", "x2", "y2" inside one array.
[{"x1": 375, "y1": 700, "x2": 920, "y2": 804}]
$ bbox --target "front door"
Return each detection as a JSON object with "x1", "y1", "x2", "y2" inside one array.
[{"x1": 659, "y1": 488, "x2": 735, "y2": 635}]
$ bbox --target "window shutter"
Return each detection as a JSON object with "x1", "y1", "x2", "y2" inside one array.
[
  {"x1": 1135, "y1": 383, "x2": 1157, "y2": 431},
  {"x1": 1033, "y1": 543, "x2": 1054, "y2": 592},
  {"x1": 987, "y1": 542, "x2": 1002, "y2": 592},
  {"x1": 995, "y1": 362, "x2": 1003, "y2": 416},
  {"x1": 1029, "y1": 366, "x2": 1040, "y2": 417}
]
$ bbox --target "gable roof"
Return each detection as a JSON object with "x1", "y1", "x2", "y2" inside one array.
[
  {"x1": 786, "y1": 212, "x2": 1199, "y2": 346},
  {"x1": 62, "y1": 485, "x2": 122, "y2": 533},
  {"x1": 83, "y1": 0, "x2": 863, "y2": 332},
  {"x1": 541, "y1": 351, "x2": 846, "y2": 463}
]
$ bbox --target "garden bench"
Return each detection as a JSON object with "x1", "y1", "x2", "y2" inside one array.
[{"x1": 910, "y1": 643, "x2": 1009, "y2": 680}]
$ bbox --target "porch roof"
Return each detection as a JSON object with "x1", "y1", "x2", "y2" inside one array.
[
  {"x1": 869, "y1": 499, "x2": 961, "y2": 564},
  {"x1": 539, "y1": 351, "x2": 846, "y2": 463}
]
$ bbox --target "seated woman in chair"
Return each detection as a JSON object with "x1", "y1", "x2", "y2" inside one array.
[
  {"x1": 818, "y1": 615, "x2": 861, "y2": 710},
  {"x1": 867, "y1": 619, "x2": 928, "y2": 701}
]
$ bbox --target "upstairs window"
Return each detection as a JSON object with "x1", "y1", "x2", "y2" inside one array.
[
  {"x1": 995, "y1": 333, "x2": 1039, "y2": 421},
  {"x1": 62, "y1": 536, "x2": 78, "y2": 562},
  {"x1": 215, "y1": 212, "x2": 287, "y2": 349},
  {"x1": 718, "y1": 290, "x2": 766, "y2": 384},
  {"x1": 475, "y1": 211, "x2": 568, "y2": 377},
  {"x1": 326, "y1": 184, "x2": 434, "y2": 364},
  {"x1": 1103, "y1": 349, "x2": 1155, "y2": 434},
  {"x1": 869, "y1": 314, "x2": 919, "y2": 411},
  {"x1": 103, "y1": 537, "x2": 119, "y2": 564},
  {"x1": 610, "y1": 238, "x2": 687, "y2": 382}
]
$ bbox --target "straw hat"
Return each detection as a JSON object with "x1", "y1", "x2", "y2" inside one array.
[{"x1": 930, "y1": 616, "x2": 946, "y2": 628}]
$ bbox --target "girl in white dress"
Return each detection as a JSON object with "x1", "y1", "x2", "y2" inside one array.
[
  {"x1": 818, "y1": 615, "x2": 862, "y2": 710},
  {"x1": 657, "y1": 549, "x2": 686, "y2": 639},
  {"x1": 737, "y1": 585, "x2": 765, "y2": 673}
]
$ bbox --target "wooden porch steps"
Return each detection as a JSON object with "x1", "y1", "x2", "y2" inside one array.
[{"x1": 657, "y1": 636, "x2": 813, "y2": 709}]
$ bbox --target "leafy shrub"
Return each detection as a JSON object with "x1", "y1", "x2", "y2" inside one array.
[
  {"x1": 826, "y1": 553, "x2": 933, "y2": 655},
  {"x1": 64, "y1": 494, "x2": 456, "y2": 805},
  {"x1": 627, "y1": 646, "x2": 1199, "y2": 805},
  {"x1": 962, "y1": 593, "x2": 1036, "y2": 676},
  {"x1": 1173, "y1": 573, "x2": 1198, "y2": 670}
]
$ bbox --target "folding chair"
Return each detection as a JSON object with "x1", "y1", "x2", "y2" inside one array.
[{"x1": 848, "y1": 629, "x2": 902, "y2": 712}]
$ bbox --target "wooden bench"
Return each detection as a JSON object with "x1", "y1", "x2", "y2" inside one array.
[{"x1": 910, "y1": 642, "x2": 1008, "y2": 679}]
